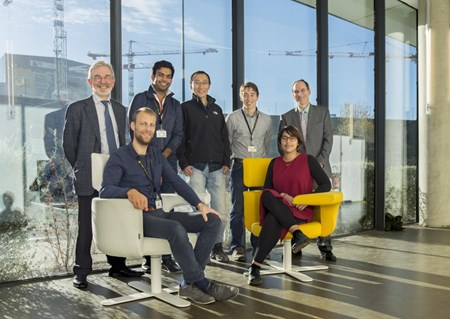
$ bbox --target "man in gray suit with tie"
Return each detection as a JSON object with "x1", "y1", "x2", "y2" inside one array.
[
  {"x1": 63, "y1": 61, "x2": 143, "y2": 289},
  {"x1": 278, "y1": 79, "x2": 336, "y2": 261}
]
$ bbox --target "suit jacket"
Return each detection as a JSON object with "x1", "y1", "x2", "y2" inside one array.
[
  {"x1": 63, "y1": 95, "x2": 126, "y2": 196},
  {"x1": 279, "y1": 104, "x2": 333, "y2": 177}
]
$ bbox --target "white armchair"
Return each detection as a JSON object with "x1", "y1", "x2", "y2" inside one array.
[{"x1": 91, "y1": 153, "x2": 210, "y2": 307}]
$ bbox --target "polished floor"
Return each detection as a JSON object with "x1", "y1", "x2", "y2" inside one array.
[{"x1": 0, "y1": 225, "x2": 449, "y2": 319}]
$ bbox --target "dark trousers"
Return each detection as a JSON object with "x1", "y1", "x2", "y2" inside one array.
[
  {"x1": 73, "y1": 193, "x2": 126, "y2": 276},
  {"x1": 254, "y1": 191, "x2": 303, "y2": 264}
]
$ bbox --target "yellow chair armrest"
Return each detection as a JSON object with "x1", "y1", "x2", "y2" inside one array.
[{"x1": 292, "y1": 191, "x2": 343, "y2": 206}]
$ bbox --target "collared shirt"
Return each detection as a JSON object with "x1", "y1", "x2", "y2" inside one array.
[
  {"x1": 93, "y1": 93, "x2": 119, "y2": 154},
  {"x1": 99, "y1": 144, "x2": 201, "y2": 208},
  {"x1": 225, "y1": 107, "x2": 272, "y2": 159},
  {"x1": 295, "y1": 103, "x2": 310, "y2": 127}
]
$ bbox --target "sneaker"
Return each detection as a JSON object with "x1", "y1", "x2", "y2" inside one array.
[
  {"x1": 321, "y1": 251, "x2": 337, "y2": 261},
  {"x1": 179, "y1": 284, "x2": 215, "y2": 305},
  {"x1": 211, "y1": 244, "x2": 230, "y2": 263},
  {"x1": 292, "y1": 230, "x2": 311, "y2": 254},
  {"x1": 247, "y1": 266, "x2": 262, "y2": 286},
  {"x1": 205, "y1": 281, "x2": 239, "y2": 301},
  {"x1": 141, "y1": 257, "x2": 151, "y2": 273},
  {"x1": 231, "y1": 246, "x2": 246, "y2": 262},
  {"x1": 162, "y1": 257, "x2": 182, "y2": 273}
]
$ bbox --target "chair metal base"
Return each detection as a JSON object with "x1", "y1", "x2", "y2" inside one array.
[
  {"x1": 258, "y1": 239, "x2": 329, "y2": 283},
  {"x1": 101, "y1": 256, "x2": 190, "y2": 307}
]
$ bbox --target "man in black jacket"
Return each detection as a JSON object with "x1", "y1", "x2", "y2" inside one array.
[{"x1": 177, "y1": 71, "x2": 231, "y2": 263}]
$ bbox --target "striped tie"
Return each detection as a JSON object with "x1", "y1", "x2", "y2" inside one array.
[
  {"x1": 300, "y1": 111, "x2": 307, "y2": 140},
  {"x1": 101, "y1": 100, "x2": 117, "y2": 153}
]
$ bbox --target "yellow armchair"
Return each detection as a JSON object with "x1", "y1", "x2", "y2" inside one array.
[{"x1": 243, "y1": 158, "x2": 343, "y2": 282}]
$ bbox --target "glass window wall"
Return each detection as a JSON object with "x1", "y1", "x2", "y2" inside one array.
[
  {"x1": 0, "y1": 0, "x2": 109, "y2": 282},
  {"x1": 329, "y1": 0, "x2": 376, "y2": 234},
  {"x1": 385, "y1": 0, "x2": 418, "y2": 224}
]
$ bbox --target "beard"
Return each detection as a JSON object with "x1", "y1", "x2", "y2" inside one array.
[{"x1": 134, "y1": 132, "x2": 152, "y2": 146}]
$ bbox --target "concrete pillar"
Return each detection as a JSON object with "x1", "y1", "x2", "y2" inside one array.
[{"x1": 427, "y1": 0, "x2": 450, "y2": 227}]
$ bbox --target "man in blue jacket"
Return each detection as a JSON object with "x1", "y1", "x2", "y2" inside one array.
[
  {"x1": 100, "y1": 107, "x2": 239, "y2": 304},
  {"x1": 128, "y1": 60, "x2": 183, "y2": 273}
]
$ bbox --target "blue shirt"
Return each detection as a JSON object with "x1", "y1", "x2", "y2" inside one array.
[{"x1": 99, "y1": 143, "x2": 201, "y2": 208}]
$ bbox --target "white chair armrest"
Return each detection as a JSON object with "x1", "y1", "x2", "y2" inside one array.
[
  {"x1": 161, "y1": 192, "x2": 211, "y2": 212},
  {"x1": 92, "y1": 198, "x2": 144, "y2": 258}
]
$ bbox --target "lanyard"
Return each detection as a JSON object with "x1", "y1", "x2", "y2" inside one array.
[
  {"x1": 153, "y1": 99, "x2": 164, "y2": 127},
  {"x1": 241, "y1": 108, "x2": 259, "y2": 143},
  {"x1": 137, "y1": 156, "x2": 158, "y2": 194}
]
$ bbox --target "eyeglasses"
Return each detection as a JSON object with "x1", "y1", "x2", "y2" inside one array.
[
  {"x1": 92, "y1": 75, "x2": 114, "y2": 82},
  {"x1": 192, "y1": 81, "x2": 210, "y2": 87},
  {"x1": 280, "y1": 136, "x2": 298, "y2": 142}
]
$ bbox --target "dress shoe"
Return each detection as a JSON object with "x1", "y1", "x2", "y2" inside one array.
[
  {"x1": 321, "y1": 251, "x2": 337, "y2": 261},
  {"x1": 291, "y1": 230, "x2": 311, "y2": 254},
  {"x1": 162, "y1": 257, "x2": 182, "y2": 273},
  {"x1": 247, "y1": 266, "x2": 262, "y2": 286},
  {"x1": 109, "y1": 268, "x2": 144, "y2": 278},
  {"x1": 73, "y1": 275, "x2": 88, "y2": 289}
]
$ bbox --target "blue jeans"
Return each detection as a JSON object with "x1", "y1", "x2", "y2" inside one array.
[
  {"x1": 230, "y1": 159, "x2": 245, "y2": 250},
  {"x1": 142, "y1": 209, "x2": 221, "y2": 284},
  {"x1": 189, "y1": 164, "x2": 227, "y2": 244}
]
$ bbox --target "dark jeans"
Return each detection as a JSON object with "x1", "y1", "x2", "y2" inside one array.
[
  {"x1": 142, "y1": 209, "x2": 221, "y2": 283},
  {"x1": 230, "y1": 159, "x2": 245, "y2": 250},
  {"x1": 74, "y1": 193, "x2": 126, "y2": 276}
]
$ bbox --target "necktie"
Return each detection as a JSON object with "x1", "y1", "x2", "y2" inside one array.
[
  {"x1": 300, "y1": 111, "x2": 307, "y2": 140},
  {"x1": 101, "y1": 100, "x2": 117, "y2": 153}
]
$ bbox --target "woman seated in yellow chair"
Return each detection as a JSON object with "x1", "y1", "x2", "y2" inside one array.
[{"x1": 247, "y1": 125, "x2": 331, "y2": 285}]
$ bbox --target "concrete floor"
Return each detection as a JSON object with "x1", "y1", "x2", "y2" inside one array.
[{"x1": 0, "y1": 225, "x2": 449, "y2": 319}]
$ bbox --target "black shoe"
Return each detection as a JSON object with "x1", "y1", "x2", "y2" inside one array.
[
  {"x1": 247, "y1": 266, "x2": 262, "y2": 286},
  {"x1": 73, "y1": 275, "x2": 88, "y2": 289},
  {"x1": 162, "y1": 258, "x2": 182, "y2": 273},
  {"x1": 292, "y1": 230, "x2": 311, "y2": 254},
  {"x1": 211, "y1": 243, "x2": 230, "y2": 263},
  {"x1": 109, "y1": 268, "x2": 144, "y2": 278},
  {"x1": 292, "y1": 249, "x2": 303, "y2": 257},
  {"x1": 141, "y1": 257, "x2": 151, "y2": 273},
  {"x1": 321, "y1": 251, "x2": 337, "y2": 262}
]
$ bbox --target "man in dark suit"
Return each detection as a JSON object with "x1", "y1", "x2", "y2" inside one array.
[
  {"x1": 279, "y1": 79, "x2": 336, "y2": 261},
  {"x1": 63, "y1": 61, "x2": 143, "y2": 289}
]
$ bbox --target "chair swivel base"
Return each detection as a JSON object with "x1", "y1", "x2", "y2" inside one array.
[
  {"x1": 101, "y1": 281, "x2": 190, "y2": 307},
  {"x1": 256, "y1": 239, "x2": 329, "y2": 283}
]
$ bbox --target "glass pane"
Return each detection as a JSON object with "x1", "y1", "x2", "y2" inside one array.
[
  {"x1": 329, "y1": 0, "x2": 375, "y2": 234},
  {"x1": 0, "y1": 1, "x2": 109, "y2": 282},
  {"x1": 385, "y1": 1, "x2": 418, "y2": 224},
  {"x1": 245, "y1": 0, "x2": 316, "y2": 157},
  {"x1": 121, "y1": 0, "x2": 231, "y2": 111}
]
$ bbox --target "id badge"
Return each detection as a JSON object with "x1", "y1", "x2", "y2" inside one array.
[
  {"x1": 248, "y1": 145, "x2": 257, "y2": 153},
  {"x1": 155, "y1": 199, "x2": 162, "y2": 209},
  {"x1": 156, "y1": 129, "x2": 167, "y2": 138}
]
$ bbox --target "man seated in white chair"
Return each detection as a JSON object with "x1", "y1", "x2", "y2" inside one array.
[{"x1": 99, "y1": 107, "x2": 239, "y2": 305}]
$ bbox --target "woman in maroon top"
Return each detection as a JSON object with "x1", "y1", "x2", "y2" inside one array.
[{"x1": 247, "y1": 125, "x2": 331, "y2": 285}]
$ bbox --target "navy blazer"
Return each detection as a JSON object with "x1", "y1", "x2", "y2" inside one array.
[{"x1": 63, "y1": 95, "x2": 127, "y2": 196}]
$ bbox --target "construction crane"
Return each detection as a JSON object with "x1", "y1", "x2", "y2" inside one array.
[
  {"x1": 53, "y1": 0, "x2": 67, "y2": 100},
  {"x1": 268, "y1": 50, "x2": 417, "y2": 62},
  {"x1": 88, "y1": 40, "x2": 218, "y2": 103}
]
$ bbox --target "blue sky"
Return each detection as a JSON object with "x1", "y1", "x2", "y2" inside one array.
[{"x1": 0, "y1": 0, "x2": 416, "y2": 118}]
